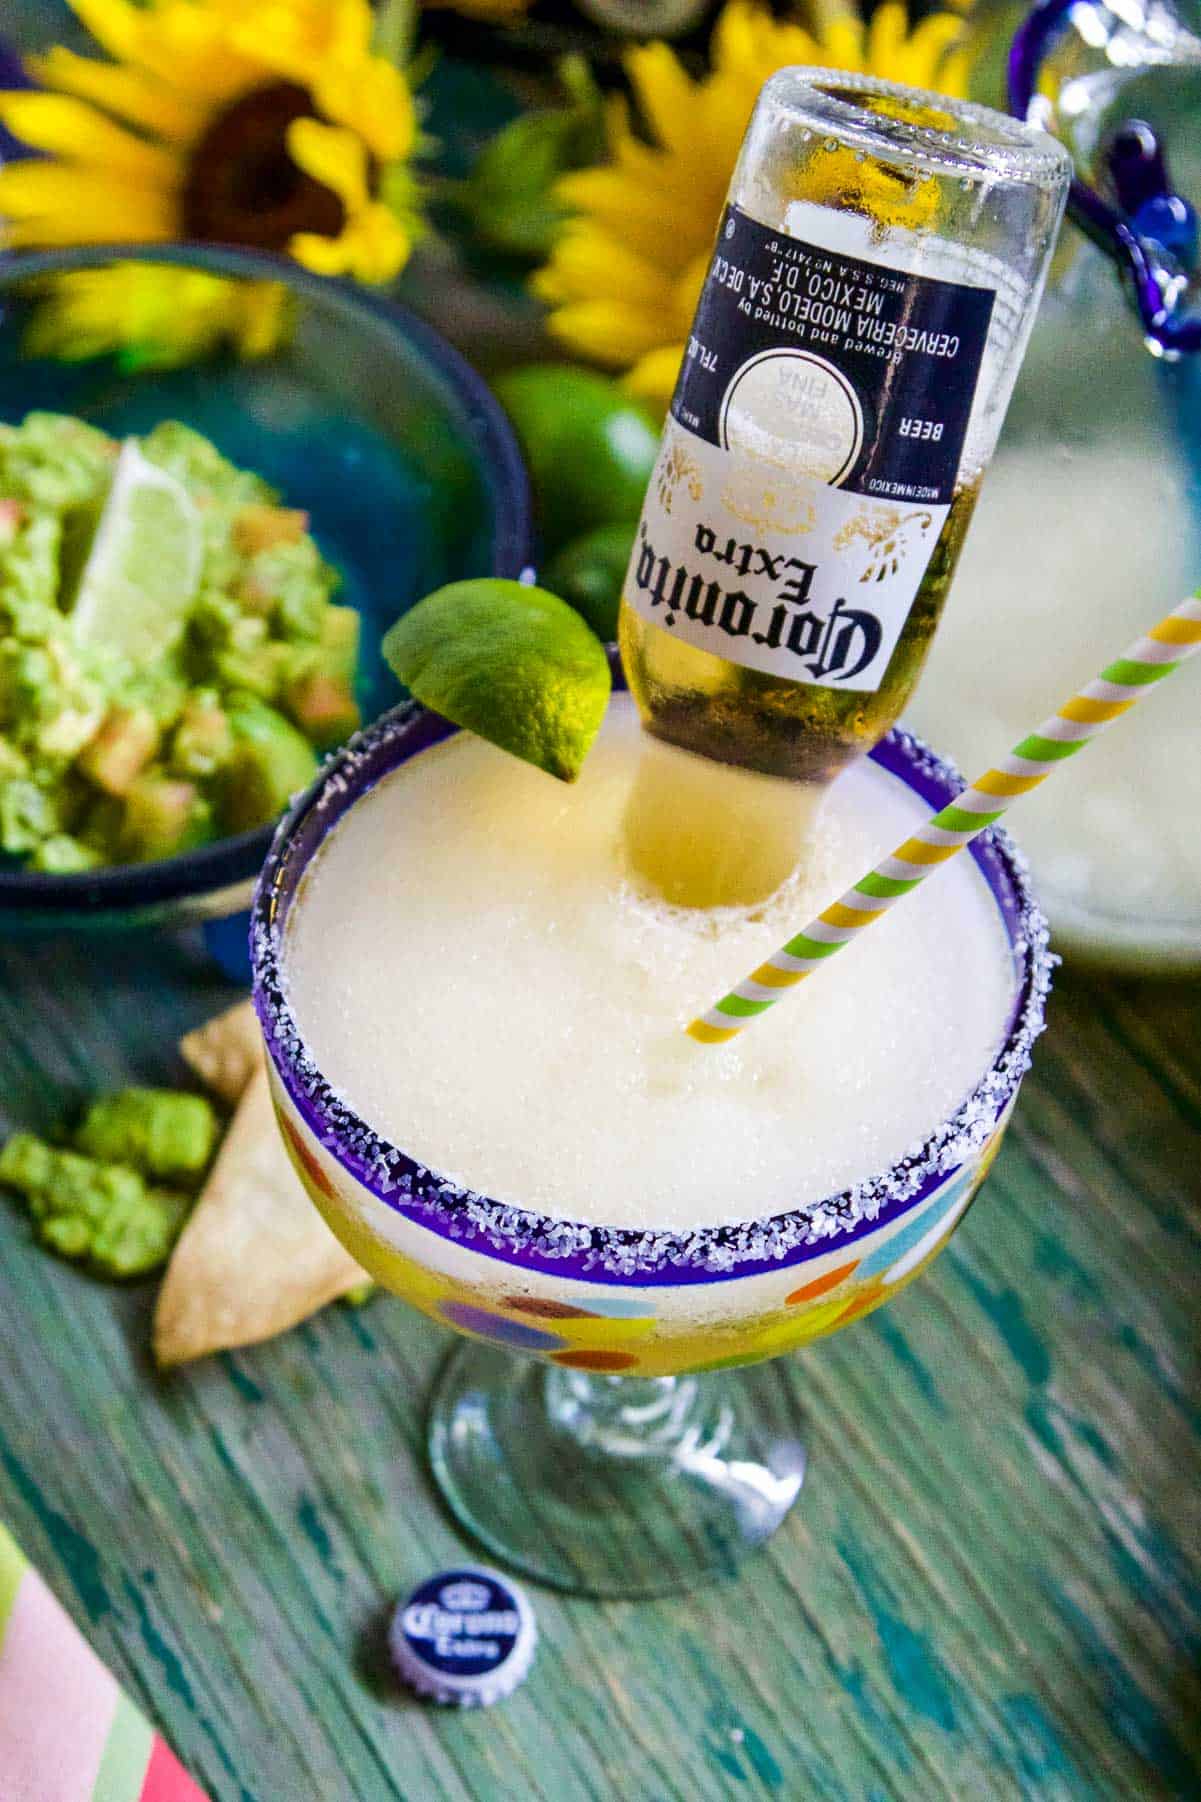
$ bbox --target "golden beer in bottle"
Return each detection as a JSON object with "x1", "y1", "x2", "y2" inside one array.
[{"x1": 619, "y1": 72, "x2": 1070, "y2": 902}]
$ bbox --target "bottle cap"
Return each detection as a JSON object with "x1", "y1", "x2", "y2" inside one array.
[{"x1": 388, "y1": 1566, "x2": 536, "y2": 1706}]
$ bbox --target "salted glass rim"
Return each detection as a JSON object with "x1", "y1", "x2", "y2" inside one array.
[
  {"x1": 762, "y1": 66, "x2": 1072, "y2": 188},
  {"x1": 251, "y1": 698, "x2": 1052, "y2": 1285}
]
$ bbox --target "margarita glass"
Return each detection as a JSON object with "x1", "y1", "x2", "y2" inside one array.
[{"x1": 251, "y1": 686, "x2": 1050, "y2": 1598}]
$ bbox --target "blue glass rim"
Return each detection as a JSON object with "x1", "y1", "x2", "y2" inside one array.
[
  {"x1": 0, "y1": 241, "x2": 534, "y2": 917},
  {"x1": 251, "y1": 671, "x2": 1052, "y2": 1287}
]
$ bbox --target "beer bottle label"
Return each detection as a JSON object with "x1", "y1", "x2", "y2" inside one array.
[{"x1": 625, "y1": 203, "x2": 996, "y2": 693}]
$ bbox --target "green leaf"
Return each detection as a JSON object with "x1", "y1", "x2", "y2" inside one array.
[{"x1": 461, "y1": 57, "x2": 606, "y2": 261}]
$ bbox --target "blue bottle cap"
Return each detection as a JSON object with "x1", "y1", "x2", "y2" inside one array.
[{"x1": 388, "y1": 1566, "x2": 536, "y2": 1706}]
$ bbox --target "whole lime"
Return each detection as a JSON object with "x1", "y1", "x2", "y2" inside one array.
[
  {"x1": 382, "y1": 579, "x2": 611, "y2": 782},
  {"x1": 543, "y1": 521, "x2": 635, "y2": 643},
  {"x1": 494, "y1": 365, "x2": 658, "y2": 552}
]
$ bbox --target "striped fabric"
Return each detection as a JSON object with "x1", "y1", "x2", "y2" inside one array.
[
  {"x1": 0, "y1": 1523, "x2": 208, "y2": 1802},
  {"x1": 690, "y1": 595, "x2": 1201, "y2": 1044}
]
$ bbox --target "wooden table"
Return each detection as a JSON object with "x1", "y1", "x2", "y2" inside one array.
[{"x1": 1, "y1": 926, "x2": 1199, "y2": 1800}]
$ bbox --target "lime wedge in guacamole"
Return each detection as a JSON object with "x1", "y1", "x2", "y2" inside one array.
[{"x1": 0, "y1": 412, "x2": 362, "y2": 869}]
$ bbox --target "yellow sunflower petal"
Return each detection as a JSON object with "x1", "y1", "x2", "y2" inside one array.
[
  {"x1": 624, "y1": 343, "x2": 686, "y2": 412},
  {"x1": 67, "y1": 0, "x2": 145, "y2": 65},
  {"x1": 68, "y1": 0, "x2": 256, "y2": 102},
  {"x1": 937, "y1": 45, "x2": 972, "y2": 99},
  {"x1": 326, "y1": 0, "x2": 375, "y2": 62},
  {"x1": 291, "y1": 201, "x2": 409, "y2": 284},
  {"x1": 708, "y1": 0, "x2": 761, "y2": 72},
  {"x1": 0, "y1": 93, "x2": 178, "y2": 187},
  {"x1": 115, "y1": 5, "x2": 265, "y2": 105},
  {"x1": 625, "y1": 44, "x2": 698, "y2": 158},
  {"x1": 23, "y1": 265, "x2": 289, "y2": 368},
  {"x1": 26, "y1": 46, "x2": 206, "y2": 144},
  {"x1": 820, "y1": 15, "x2": 868, "y2": 69},
  {"x1": 683, "y1": 107, "x2": 752, "y2": 191},
  {"x1": 545, "y1": 300, "x2": 670, "y2": 367},
  {"x1": 905, "y1": 13, "x2": 971, "y2": 91},
  {"x1": 0, "y1": 165, "x2": 175, "y2": 244},
  {"x1": 287, "y1": 231, "x2": 350, "y2": 277},
  {"x1": 236, "y1": 281, "x2": 291, "y2": 357},
  {"x1": 25, "y1": 295, "x2": 132, "y2": 365},
  {"x1": 867, "y1": 2, "x2": 909, "y2": 77},
  {"x1": 352, "y1": 203, "x2": 413, "y2": 283},
  {"x1": 225, "y1": 10, "x2": 321, "y2": 84},
  {"x1": 529, "y1": 265, "x2": 567, "y2": 306},
  {"x1": 222, "y1": 0, "x2": 370, "y2": 94},
  {"x1": 556, "y1": 167, "x2": 700, "y2": 268},
  {"x1": 534, "y1": 231, "x2": 678, "y2": 312},
  {"x1": 313, "y1": 58, "x2": 415, "y2": 163},
  {"x1": 909, "y1": 11, "x2": 968, "y2": 62},
  {"x1": 286, "y1": 117, "x2": 368, "y2": 211},
  {"x1": 608, "y1": 130, "x2": 700, "y2": 201},
  {"x1": 716, "y1": 0, "x2": 822, "y2": 80}
]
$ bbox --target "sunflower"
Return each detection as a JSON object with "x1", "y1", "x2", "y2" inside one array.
[
  {"x1": 534, "y1": 0, "x2": 972, "y2": 411},
  {"x1": 0, "y1": 0, "x2": 419, "y2": 276},
  {"x1": 0, "y1": 0, "x2": 421, "y2": 365}
]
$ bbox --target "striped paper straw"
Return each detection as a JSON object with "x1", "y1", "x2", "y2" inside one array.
[{"x1": 689, "y1": 594, "x2": 1201, "y2": 1045}]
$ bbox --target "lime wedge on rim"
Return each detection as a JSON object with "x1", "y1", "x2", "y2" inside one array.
[
  {"x1": 382, "y1": 579, "x2": 611, "y2": 782},
  {"x1": 71, "y1": 439, "x2": 202, "y2": 665}
]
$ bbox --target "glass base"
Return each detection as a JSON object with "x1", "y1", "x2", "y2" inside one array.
[{"x1": 427, "y1": 1341, "x2": 806, "y2": 1598}]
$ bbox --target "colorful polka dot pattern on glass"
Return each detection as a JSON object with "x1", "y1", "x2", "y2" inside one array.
[{"x1": 271, "y1": 1078, "x2": 1008, "y2": 1378}]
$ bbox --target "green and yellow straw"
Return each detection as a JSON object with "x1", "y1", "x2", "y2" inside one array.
[{"x1": 689, "y1": 594, "x2": 1201, "y2": 1045}]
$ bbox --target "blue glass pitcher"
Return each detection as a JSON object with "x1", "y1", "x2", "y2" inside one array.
[
  {"x1": 1011, "y1": 0, "x2": 1201, "y2": 357},
  {"x1": 908, "y1": 0, "x2": 1201, "y2": 967}
]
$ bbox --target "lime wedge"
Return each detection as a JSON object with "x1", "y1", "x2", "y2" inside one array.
[
  {"x1": 382, "y1": 579, "x2": 611, "y2": 782},
  {"x1": 71, "y1": 438, "x2": 202, "y2": 666}
]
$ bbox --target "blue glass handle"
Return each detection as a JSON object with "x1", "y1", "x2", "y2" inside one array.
[{"x1": 1008, "y1": 0, "x2": 1201, "y2": 355}]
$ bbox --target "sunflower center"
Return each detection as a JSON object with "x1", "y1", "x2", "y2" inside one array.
[{"x1": 182, "y1": 82, "x2": 346, "y2": 251}]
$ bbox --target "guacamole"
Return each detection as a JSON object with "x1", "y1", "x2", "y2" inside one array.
[
  {"x1": 0, "y1": 412, "x2": 360, "y2": 871},
  {"x1": 0, "y1": 1087, "x2": 220, "y2": 1278}
]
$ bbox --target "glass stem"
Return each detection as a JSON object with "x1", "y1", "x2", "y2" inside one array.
[{"x1": 542, "y1": 1368, "x2": 734, "y2": 1463}]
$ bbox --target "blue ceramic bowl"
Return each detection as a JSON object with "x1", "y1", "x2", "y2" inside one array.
[{"x1": 0, "y1": 244, "x2": 532, "y2": 931}]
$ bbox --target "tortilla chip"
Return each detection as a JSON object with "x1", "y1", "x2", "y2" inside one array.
[
  {"x1": 179, "y1": 1000, "x2": 262, "y2": 1106},
  {"x1": 154, "y1": 1066, "x2": 366, "y2": 1366}
]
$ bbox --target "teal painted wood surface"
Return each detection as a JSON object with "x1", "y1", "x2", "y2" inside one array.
[{"x1": 1, "y1": 928, "x2": 1199, "y2": 1800}]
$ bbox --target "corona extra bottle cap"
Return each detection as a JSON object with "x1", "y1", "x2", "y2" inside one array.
[{"x1": 388, "y1": 1566, "x2": 536, "y2": 1706}]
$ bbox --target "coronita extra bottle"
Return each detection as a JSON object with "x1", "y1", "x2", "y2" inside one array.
[{"x1": 619, "y1": 69, "x2": 1070, "y2": 906}]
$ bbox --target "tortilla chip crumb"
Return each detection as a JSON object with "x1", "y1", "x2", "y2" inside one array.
[
  {"x1": 154, "y1": 1064, "x2": 366, "y2": 1366},
  {"x1": 179, "y1": 1000, "x2": 262, "y2": 1106}
]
